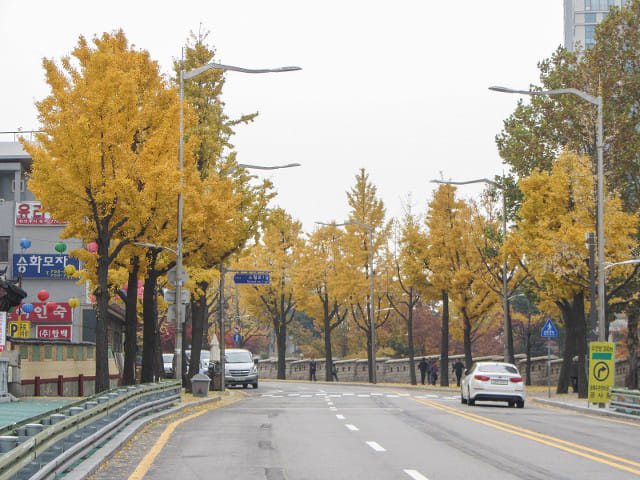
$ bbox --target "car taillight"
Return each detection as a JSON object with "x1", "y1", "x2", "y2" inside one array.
[
  {"x1": 474, "y1": 375, "x2": 490, "y2": 381},
  {"x1": 510, "y1": 376, "x2": 523, "y2": 383}
]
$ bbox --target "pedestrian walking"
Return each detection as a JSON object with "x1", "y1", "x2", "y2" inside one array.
[
  {"x1": 430, "y1": 361, "x2": 438, "y2": 385},
  {"x1": 309, "y1": 358, "x2": 317, "y2": 381},
  {"x1": 452, "y1": 359, "x2": 465, "y2": 387},
  {"x1": 332, "y1": 364, "x2": 339, "y2": 381},
  {"x1": 418, "y1": 357, "x2": 428, "y2": 385}
]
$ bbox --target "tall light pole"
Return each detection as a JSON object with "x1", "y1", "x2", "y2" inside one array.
[
  {"x1": 489, "y1": 85, "x2": 605, "y2": 342},
  {"x1": 177, "y1": 62, "x2": 301, "y2": 382},
  {"x1": 431, "y1": 178, "x2": 512, "y2": 362},
  {"x1": 316, "y1": 220, "x2": 376, "y2": 383}
]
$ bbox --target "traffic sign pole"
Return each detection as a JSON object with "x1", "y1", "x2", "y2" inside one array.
[{"x1": 540, "y1": 319, "x2": 558, "y2": 398}]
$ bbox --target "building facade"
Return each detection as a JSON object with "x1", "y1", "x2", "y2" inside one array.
[
  {"x1": 0, "y1": 133, "x2": 123, "y2": 351},
  {"x1": 564, "y1": 0, "x2": 629, "y2": 52}
]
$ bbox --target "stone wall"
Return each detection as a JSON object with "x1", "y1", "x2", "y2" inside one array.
[{"x1": 257, "y1": 354, "x2": 635, "y2": 387}]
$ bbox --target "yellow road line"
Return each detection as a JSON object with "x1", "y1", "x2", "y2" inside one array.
[
  {"x1": 413, "y1": 397, "x2": 640, "y2": 475},
  {"x1": 128, "y1": 395, "x2": 242, "y2": 480}
]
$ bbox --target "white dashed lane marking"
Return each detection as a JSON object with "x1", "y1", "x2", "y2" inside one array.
[
  {"x1": 345, "y1": 424, "x2": 359, "y2": 431},
  {"x1": 404, "y1": 469, "x2": 430, "y2": 480},
  {"x1": 366, "y1": 441, "x2": 386, "y2": 452}
]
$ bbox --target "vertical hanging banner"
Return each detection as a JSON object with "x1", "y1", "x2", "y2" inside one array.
[
  {"x1": 0, "y1": 312, "x2": 5, "y2": 352},
  {"x1": 588, "y1": 342, "x2": 615, "y2": 403}
]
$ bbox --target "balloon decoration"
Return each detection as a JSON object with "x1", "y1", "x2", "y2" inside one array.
[
  {"x1": 86, "y1": 242, "x2": 98, "y2": 253},
  {"x1": 64, "y1": 265, "x2": 76, "y2": 276},
  {"x1": 68, "y1": 298, "x2": 80, "y2": 308},
  {"x1": 19, "y1": 238, "x2": 31, "y2": 249},
  {"x1": 21, "y1": 303, "x2": 34, "y2": 313},
  {"x1": 46, "y1": 301, "x2": 57, "y2": 311},
  {"x1": 54, "y1": 242, "x2": 67, "y2": 253},
  {"x1": 37, "y1": 289, "x2": 50, "y2": 301}
]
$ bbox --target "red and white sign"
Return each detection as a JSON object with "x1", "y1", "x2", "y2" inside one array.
[
  {"x1": 36, "y1": 325, "x2": 71, "y2": 340},
  {"x1": 15, "y1": 201, "x2": 65, "y2": 225},
  {"x1": 9, "y1": 302, "x2": 72, "y2": 323},
  {"x1": 0, "y1": 312, "x2": 5, "y2": 352}
]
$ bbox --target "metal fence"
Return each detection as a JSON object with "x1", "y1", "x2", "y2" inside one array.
[{"x1": 610, "y1": 387, "x2": 640, "y2": 416}]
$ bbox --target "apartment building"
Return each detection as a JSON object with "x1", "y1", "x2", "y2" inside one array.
[{"x1": 564, "y1": 0, "x2": 629, "y2": 51}]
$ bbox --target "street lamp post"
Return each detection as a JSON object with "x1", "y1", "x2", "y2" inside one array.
[
  {"x1": 177, "y1": 62, "x2": 301, "y2": 382},
  {"x1": 489, "y1": 85, "x2": 605, "y2": 342},
  {"x1": 430, "y1": 178, "x2": 512, "y2": 362},
  {"x1": 316, "y1": 220, "x2": 376, "y2": 383}
]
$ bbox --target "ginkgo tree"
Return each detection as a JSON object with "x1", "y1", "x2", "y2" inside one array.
[
  {"x1": 513, "y1": 150, "x2": 638, "y2": 394},
  {"x1": 24, "y1": 31, "x2": 182, "y2": 393}
]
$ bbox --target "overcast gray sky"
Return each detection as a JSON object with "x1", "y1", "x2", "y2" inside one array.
[{"x1": 0, "y1": 1, "x2": 563, "y2": 233}]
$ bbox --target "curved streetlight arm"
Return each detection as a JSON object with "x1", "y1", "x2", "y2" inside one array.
[
  {"x1": 236, "y1": 162, "x2": 301, "y2": 171},
  {"x1": 430, "y1": 178, "x2": 499, "y2": 188},
  {"x1": 604, "y1": 259, "x2": 640, "y2": 271},
  {"x1": 184, "y1": 63, "x2": 301, "y2": 80},
  {"x1": 489, "y1": 85, "x2": 601, "y2": 107},
  {"x1": 133, "y1": 242, "x2": 177, "y2": 256}
]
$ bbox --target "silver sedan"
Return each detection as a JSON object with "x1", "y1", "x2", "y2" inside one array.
[{"x1": 461, "y1": 361, "x2": 525, "y2": 408}]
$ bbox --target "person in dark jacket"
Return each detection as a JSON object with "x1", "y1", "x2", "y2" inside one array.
[
  {"x1": 418, "y1": 357, "x2": 428, "y2": 385},
  {"x1": 430, "y1": 361, "x2": 438, "y2": 385},
  {"x1": 310, "y1": 358, "x2": 317, "y2": 381},
  {"x1": 452, "y1": 360, "x2": 465, "y2": 386}
]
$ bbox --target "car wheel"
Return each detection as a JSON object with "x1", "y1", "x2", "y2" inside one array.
[
  {"x1": 243, "y1": 384, "x2": 248, "y2": 389},
  {"x1": 516, "y1": 400, "x2": 525, "y2": 408},
  {"x1": 461, "y1": 392, "x2": 467, "y2": 404},
  {"x1": 508, "y1": 401, "x2": 515, "y2": 408},
  {"x1": 467, "y1": 389, "x2": 475, "y2": 406},
  {"x1": 252, "y1": 382, "x2": 258, "y2": 389}
]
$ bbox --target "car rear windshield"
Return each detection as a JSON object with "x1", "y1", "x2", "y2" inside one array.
[
  {"x1": 478, "y1": 364, "x2": 518, "y2": 374},
  {"x1": 162, "y1": 354, "x2": 173, "y2": 362},
  {"x1": 226, "y1": 351, "x2": 252, "y2": 363}
]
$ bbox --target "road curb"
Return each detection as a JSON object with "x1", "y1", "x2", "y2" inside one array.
[
  {"x1": 531, "y1": 397, "x2": 640, "y2": 421},
  {"x1": 65, "y1": 393, "x2": 226, "y2": 480}
]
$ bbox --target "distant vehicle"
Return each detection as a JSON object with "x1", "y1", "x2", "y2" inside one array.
[
  {"x1": 224, "y1": 348, "x2": 258, "y2": 389},
  {"x1": 184, "y1": 349, "x2": 211, "y2": 373},
  {"x1": 162, "y1": 353, "x2": 174, "y2": 378},
  {"x1": 461, "y1": 361, "x2": 525, "y2": 408}
]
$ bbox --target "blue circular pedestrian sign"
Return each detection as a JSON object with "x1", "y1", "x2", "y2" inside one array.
[{"x1": 232, "y1": 333, "x2": 242, "y2": 343}]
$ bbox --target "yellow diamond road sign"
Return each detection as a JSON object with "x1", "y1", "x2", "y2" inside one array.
[{"x1": 588, "y1": 342, "x2": 615, "y2": 403}]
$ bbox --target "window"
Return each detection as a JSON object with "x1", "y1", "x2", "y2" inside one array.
[
  {"x1": 585, "y1": 13, "x2": 597, "y2": 23},
  {"x1": 586, "y1": 25, "x2": 596, "y2": 48},
  {"x1": 0, "y1": 237, "x2": 8, "y2": 263}
]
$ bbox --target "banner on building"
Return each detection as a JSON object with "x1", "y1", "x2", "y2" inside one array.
[
  {"x1": 15, "y1": 201, "x2": 65, "y2": 226},
  {"x1": 36, "y1": 325, "x2": 71, "y2": 340},
  {"x1": 8, "y1": 302, "x2": 72, "y2": 323},
  {"x1": 12, "y1": 254, "x2": 79, "y2": 279},
  {"x1": 0, "y1": 312, "x2": 5, "y2": 352}
]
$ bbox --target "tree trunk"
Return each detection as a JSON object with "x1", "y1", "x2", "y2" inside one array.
[
  {"x1": 187, "y1": 281, "x2": 208, "y2": 385},
  {"x1": 141, "y1": 274, "x2": 159, "y2": 383},
  {"x1": 506, "y1": 303, "x2": 515, "y2": 364},
  {"x1": 627, "y1": 312, "x2": 639, "y2": 389},
  {"x1": 556, "y1": 296, "x2": 581, "y2": 394},
  {"x1": 276, "y1": 314, "x2": 287, "y2": 380},
  {"x1": 95, "y1": 246, "x2": 111, "y2": 394},
  {"x1": 122, "y1": 260, "x2": 140, "y2": 385},
  {"x1": 463, "y1": 311, "x2": 472, "y2": 369},
  {"x1": 324, "y1": 314, "x2": 333, "y2": 381},
  {"x1": 440, "y1": 290, "x2": 449, "y2": 386},
  {"x1": 407, "y1": 290, "x2": 416, "y2": 386},
  {"x1": 525, "y1": 328, "x2": 532, "y2": 386},
  {"x1": 574, "y1": 293, "x2": 588, "y2": 399}
]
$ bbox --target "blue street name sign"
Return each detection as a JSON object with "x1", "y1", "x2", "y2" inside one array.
[
  {"x1": 541, "y1": 319, "x2": 558, "y2": 338},
  {"x1": 233, "y1": 273, "x2": 270, "y2": 285}
]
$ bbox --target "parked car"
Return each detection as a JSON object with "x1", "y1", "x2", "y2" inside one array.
[
  {"x1": 224, "y1": 348, "x2": 258, "y2": 388},
  {"x1": 162, "y1": 353, "x2": 174, "y2": 378},
  {"x1": 461, "y1": 361, "x2": 525, "y2": 408}
]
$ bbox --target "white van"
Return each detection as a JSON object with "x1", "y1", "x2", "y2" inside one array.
[{"x1": 224, "y1": 348, "x2": 258, "y2": 388}]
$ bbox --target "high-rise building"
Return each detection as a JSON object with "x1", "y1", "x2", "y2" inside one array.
[{"x1": 564, "y1": 0, "x2": 629, "y2": 51}]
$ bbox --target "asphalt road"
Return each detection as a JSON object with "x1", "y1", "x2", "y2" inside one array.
[{"x1": 87, "y1": 381, "x2": 640, "y2": 480}]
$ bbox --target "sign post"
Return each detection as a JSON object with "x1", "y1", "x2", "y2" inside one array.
[
  {"x1": 541, "y1": 319, "x2": 558, "y2": 398},
  {"x1": 589, "y1": 342, "x2": 614, "y2": 405}
]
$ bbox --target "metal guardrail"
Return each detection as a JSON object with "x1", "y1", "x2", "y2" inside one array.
[
  {"x1": 610, "y1": 387, "x2": 640, "y2": 416},
  {"x1": 0, "y1": 380, "x2": 181, "y2": 479}
]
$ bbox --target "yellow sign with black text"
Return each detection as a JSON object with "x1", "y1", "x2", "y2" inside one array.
[
  {"x1": 8, "y1": 321, "x2": 30, "y2": 338},
  {"x1": 588, "y1": 342, "x2": 614, "y2": 403}
]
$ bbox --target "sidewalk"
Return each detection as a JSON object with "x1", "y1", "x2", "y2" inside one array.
[{"x1": 528, "y1": 389, "x2": 640, "y2": 420}]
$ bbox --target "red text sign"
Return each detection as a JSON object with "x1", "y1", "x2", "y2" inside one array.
[{"x1": 9, "y1": 302, "x2": 72, "y2": 323}]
